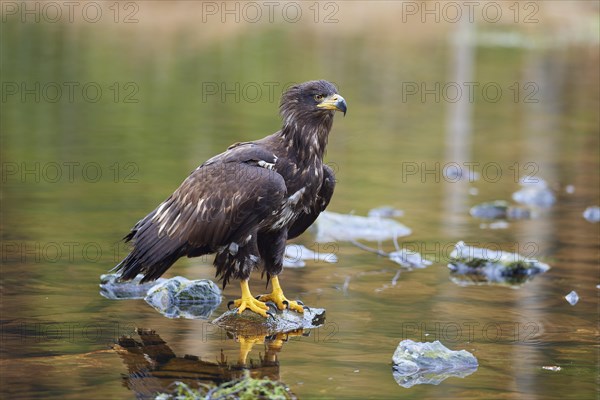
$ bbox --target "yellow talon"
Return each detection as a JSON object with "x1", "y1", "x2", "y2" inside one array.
[
  {"x1": 258, "y1": 276, "x2": 304, "y2": 313},
  {"x1": 231, "y1": 280, "x2": 270, "y2": 317}
]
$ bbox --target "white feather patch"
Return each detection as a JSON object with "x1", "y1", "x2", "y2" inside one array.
[{"x1": 258, "y1": 160, "x2": 275, "y2": 170}]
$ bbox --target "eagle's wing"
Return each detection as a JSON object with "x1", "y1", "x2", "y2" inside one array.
[
  {"x1": 115, "y1": 144, "x2": 286, "y2": 282},
  {"x1": 287, "y1": 164, "x2": 335, "y2": 240}
]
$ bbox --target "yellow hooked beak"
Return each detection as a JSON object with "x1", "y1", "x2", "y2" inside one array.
[{"x1": 317, "y1": 94, "x2": 347, "y2": 115}]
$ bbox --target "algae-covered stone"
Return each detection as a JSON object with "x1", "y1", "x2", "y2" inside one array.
[
  {"x1": 448, "y1": 241, "x2": 550, "y2": 286},
  {"x1": 100, "y1": 273, "x2": 167, "y2": 300},
  {"x1": 213, "y1": 306, "x2": 326, "y2": 336},
  {"x1": 156, "y1": 379, "x2": 296, "y2": 400},
  {"x1": 313, "y1": 211, "x2": 411, "y2": 242},
  {"x1": 392, "y1": 340, "x2": 478, "y2": 388},
  {"x1": 145, "y1": 276, "x2": 221, "y2": 319}
]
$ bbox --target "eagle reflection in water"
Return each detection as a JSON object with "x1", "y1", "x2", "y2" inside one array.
[{"x1": 114, "y1": 328, "x2": 306, "y2": 398}]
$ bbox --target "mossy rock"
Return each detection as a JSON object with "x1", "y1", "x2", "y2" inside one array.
[
  {"x1": 448, "y1": 241, "x2": 550, "y2": 287},
  {"x1": 156, "y1": 378, "x2": 296, "y2": 400}
]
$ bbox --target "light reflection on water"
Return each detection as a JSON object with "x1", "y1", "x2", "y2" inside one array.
[{"x1": 1, "y1": 3, "x2": 599, "y2": 399}]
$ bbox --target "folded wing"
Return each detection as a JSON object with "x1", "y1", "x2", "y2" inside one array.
[{"x1": 115, "y1": 147, "x2": 286, "y2": 283}]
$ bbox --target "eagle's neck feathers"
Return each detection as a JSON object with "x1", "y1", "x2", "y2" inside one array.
[{"x1": 279, "y1": 113, "x2": 333, "y2": 166}]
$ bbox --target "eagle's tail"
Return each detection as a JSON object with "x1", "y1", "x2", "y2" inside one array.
[{"x1": 112, "y1": 214, "x2": 188, "y2": 283}]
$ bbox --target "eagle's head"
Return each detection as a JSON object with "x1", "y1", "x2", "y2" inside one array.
[{"x1": 279, "y1": 80, "x2": 347, "y2": 129}]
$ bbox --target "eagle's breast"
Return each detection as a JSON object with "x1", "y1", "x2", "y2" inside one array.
[{"x1": 267, "y1": 155, "x2": 323, "y2": 231}]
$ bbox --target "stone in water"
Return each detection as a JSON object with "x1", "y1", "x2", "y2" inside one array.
[
  {"x1": 583, "y1": 206, "x2": 600, "y2": 223},
  {"x1": 145, "y1": 276, "x2": 222, "y2": 319},
  {"x1": 313, "y1": 211, "x2": 411, "y2": 242},
  {"x1": 565, "y1": 290, "x2": 579, "y2": 306},
  {"x1": 392, "y1": 340, "x2": 478, "y2": 388},
  {"x1": 99, "y1": 273, "x2": 166, "y2": 300},
  {"x1": 368, "y1": 206, "x2": 404, "y2": 218},
  {"x1": 448, "y1": 241, "x2": 550, "y2": 287},
  {"x1": 283, "y1": 244, "x2": 337, "y2": 268},
  {"x1": 512, "y1": 178, "x2": 555, "y2": 208}
]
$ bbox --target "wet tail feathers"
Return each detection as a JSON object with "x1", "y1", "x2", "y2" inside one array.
[
  {"x1": 112, "y1": 218, "x2": 188, "y2": 283},
  {"x1": 114, "y1": 250, "x2": 186, "y2": 283}
]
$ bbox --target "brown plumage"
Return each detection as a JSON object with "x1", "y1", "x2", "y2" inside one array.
[{"x1": 113, "y1": 80, "x2": 347, "y2": 316}]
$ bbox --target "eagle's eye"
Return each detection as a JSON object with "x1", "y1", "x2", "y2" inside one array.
[{"x1": 314, "y1": 94, "x2": 324, "y2": 102}]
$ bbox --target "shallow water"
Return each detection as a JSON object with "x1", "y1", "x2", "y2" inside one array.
[{"x1": 1, "y1": 2, "x2": 599, "y2": 399}]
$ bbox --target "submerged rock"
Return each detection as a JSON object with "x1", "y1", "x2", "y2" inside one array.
[
  {"x1": 389, "y1": 249, "x2": 432, "y2": 269},
  {"x1": 144, "y1": 276, "x2": 221, "y2": 319},
  {"x1": 448, "y1": 241, "x2": 550, "y2": 286},
  {"x1": 283, "y1": 244, "x2": 338, "y2": 268},
  {"x1": 565, "y1": 290, "x2": 579, "y2": 306},
  {"x1": 479, "y1": 221, "x2": 510, "y2": 230},
  {"x1": 469, "y1": 200, "x2": 531, "y2": 220},
  {"x1": 443, "y1": 168, "x2": 480, "y2": 182},
  {"x1": 213, "y1": 307, "x2": 326, "y2": 336},
  {"x1": 512, "y1": 178, "x2": 555, "y2": 208},
  {"x1": 565, "y1": 185, "x2": 575, "y2": 194},
  {"x1": 542, "y1": 365, "x2": 562, "y2": 372},
  {"x1": 392, "y1": 340, "x2": 478, "y2": 388},
  {"x1": 350, "y1": 241, "x2": 431, "y2": 270},
  {"x1": 313, "y1": 211, "x2": 411, "y2": 242},
  {"x1": 583, "y1": 206, "x2": 600, "y2": 223},
  {"x1": 368, "y1": 206, "x2": 404, "y2": 218},
  {"x1": 99, "y1": 273, "x2": 167, "y2": 300}
]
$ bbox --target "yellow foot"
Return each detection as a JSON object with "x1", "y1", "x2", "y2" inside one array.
[
  {"x1": 228, "y1": 280, "x2": 270, "y2": 318},
  {"x1": 258, "y1": 276, "x2": 305, "y2": 313}
]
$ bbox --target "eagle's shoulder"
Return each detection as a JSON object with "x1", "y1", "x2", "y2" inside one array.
[
  {"x1": 201, "y1": 139, "x2": 280, "y2": 169},
  {"x1": 227, "y1": 141, "x2": 253, "y2": 150}
]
